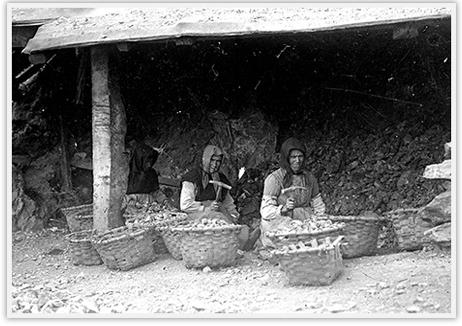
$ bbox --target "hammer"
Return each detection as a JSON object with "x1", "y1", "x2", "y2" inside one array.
[
  {"x1": 209, "y1": 180, "x2": 232, "y2": 202},
  {"x1": 281, "y1": 186, "x2": 309, "y2": 196},
  {"x1": 281, "y1": 186, "x2": 309, "y2": 218}
]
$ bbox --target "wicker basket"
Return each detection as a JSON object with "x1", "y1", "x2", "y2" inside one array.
[
  {"x1": 385, "y1": 208, "x2": 433, "y2": 251},
  {"x1": 124, "y1": 215, "x2": 169, "y2": 255},
  {"x1": 173, "y1": 224, "x2": 243, "y2": 268},
  {"x1": 61, "y1": 204, "x2": 93, "y2": 233},
  {"x1": 65, "y1": 230, "x2": 102, "y2": 266},
  {"x1": 322, "y1": 215, "x2": 381, "y2": 258},
  {"x1": 272, "y1": 236, "x2": 344, "y2": 286},
  {"x1": 266, "y1": 223, "x2": 344, "y2": 249},
  {"x1": 158, "y1": 219, "x2": 191, "y2": 260},
  {"x1": 91, "y1": 225, "x2": 155, "y2": 271}
]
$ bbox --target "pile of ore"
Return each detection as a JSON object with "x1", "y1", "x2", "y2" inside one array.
[{"x1": 301, "y1": 122, "x2": 450, "y2": 216}]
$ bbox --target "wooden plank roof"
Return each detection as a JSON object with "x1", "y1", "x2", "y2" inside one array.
[{"x1": 21, "y1": 6, "x2": 452, "y2": 54}]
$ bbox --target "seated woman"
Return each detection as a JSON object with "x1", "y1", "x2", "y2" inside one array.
[
  {"x1": 260, "y1": 137, "x2": 326, "y2": 248},
  {"x1": 180, "y1": 144, "x2": 250, "y2": 250},
  {"x1": 123, "y1": 136, "x2": 173, "y2": 215}
]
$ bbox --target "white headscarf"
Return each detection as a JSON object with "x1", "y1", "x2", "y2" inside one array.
[{"x1": 201, "y1": 145, "x2": 223, "y2": 191}]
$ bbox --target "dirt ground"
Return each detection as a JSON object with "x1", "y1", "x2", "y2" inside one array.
[{"x1": 9, "y1": 227, "x2": 453, "y2": 317}]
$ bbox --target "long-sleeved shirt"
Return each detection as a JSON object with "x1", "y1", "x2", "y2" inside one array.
[
  {"x1": 180, "y1": 180, "x2": 239, "y2": 219},
  {"x1": 260, "y1": 168, "x2": 326, "y2": 221}
]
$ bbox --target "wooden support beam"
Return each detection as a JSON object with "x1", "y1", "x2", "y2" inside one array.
[
  {"x1": 91, "y1": 46, "x2": 127, "y2": 232},
  {"x1": 59, "y1": 113, "x2": 72, "y2": 191}
]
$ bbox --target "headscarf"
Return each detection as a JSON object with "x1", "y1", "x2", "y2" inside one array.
[
  {"x1": 201, "y1": 145, "x2": 224, "y2": 191},
  {"x1": 279, "y1": 137, "x2": 307, "y2": 188},
  {"x1": 129, "y1": 140, "x2": 159, "y2": 173}
]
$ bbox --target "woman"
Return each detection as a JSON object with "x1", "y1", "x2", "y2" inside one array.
[
  {"x1": 180, "y1": 144, "x2": 250, "y2": 249},
  {"x1": 260, "y1": 137, "x2": 326, "y2": 248}
]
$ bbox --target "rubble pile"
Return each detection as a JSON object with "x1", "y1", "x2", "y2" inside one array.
[{"x1": 300, "y1": 123, "x2": 449, "y2": 216}]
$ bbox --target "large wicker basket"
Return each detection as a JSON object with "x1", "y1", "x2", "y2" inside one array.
[
  {"x1": 65, "y1": 230, "x2": 102, "y2": 266},
  {"x1": 266, "y1": 223, "x2": 344, "y2": 249},
  {"x1": 158, "y1": 218, "x2": 191, "y2": 260},
  {"x1": 91, "y1": 225, "x2": 155, "y2": 271},
  {"x1": 272, "y1": 236, "x2": 344, "y2": 286},
  {"x1": 124, "y1": 215, "x2": 169, "y2": 255},
  {"x1": 61, "y1": 204, "x2": 93, "y2": 233},
  {"x1": 384, "y1": 208, "x2": 433, "y2": 251},
  {"x1": 322, "y1": 215, "x2": 381, "y2": 258},
  {"x1": 173, "y1": 224, "x2": 243, "y2": 268}
]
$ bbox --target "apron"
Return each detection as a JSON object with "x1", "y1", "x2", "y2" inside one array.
[{"x1": 260, "y1": 174, "x2": 315, "y2": 248}]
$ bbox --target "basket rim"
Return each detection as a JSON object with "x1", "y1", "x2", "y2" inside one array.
[
  {"x1": 383, "y1": 208, "x2": 420, "y2": 216},
  {"x1": 172, "y1": 223, "x2": 243, "y2": 233},
  {"x1": 92, "y1": 225, "x2": 148, "y2": 245},
  {"x1": 266, "y1": 224, "x2": 343, "y2": 239},
  {"x1": 271, "y1": 243, "x2": 341, "y2": 257},
  {"x1": 321, "y1": 214, "x2": 382, "y2": 222},
  {"x1": 65, "y1": 229, "x2": 94, "y2": 242},
  {"x1": 124, "y1": 212, "x2": 189, "y2": 227},
  {"x1": 61, "y1": 203, "x2": 93, "y2": 212}
]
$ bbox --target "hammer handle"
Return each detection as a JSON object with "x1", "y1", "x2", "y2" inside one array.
[{"x1": 215, "y1": 186, "x2": 222, "y2": 202}]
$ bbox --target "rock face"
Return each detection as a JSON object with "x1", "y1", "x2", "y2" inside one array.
[
  {"x1": 424, "y1": 222, "x2": 451, "y2": 249},
  {"x1": 423, "y1": 160, "x2": 451, "y2": 180},
  {"x1": 209, "y1": 110, "x2": 278, "y2": 184},
  {"x1": 418, "y1": 190, "x2": 451, "y2": 226},
  {"x1": 12, "y1": 166, "x2": 44, "y2": 231}
]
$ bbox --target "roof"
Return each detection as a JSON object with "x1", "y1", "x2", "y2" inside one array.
[
  {"x1": 22, "y1": 6, "x2": 452, "y2": 54},
  {"x1": 12, "y1": 8, "x2": 98, "y2": 27}
]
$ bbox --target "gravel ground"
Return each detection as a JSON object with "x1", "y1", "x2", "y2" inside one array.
[{"x1": 9, "y1": 228, "x2": 453, "y2": 317}]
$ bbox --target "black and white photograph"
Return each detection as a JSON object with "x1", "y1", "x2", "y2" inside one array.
[{"x1": 6, "y1": 1, "x2": 456, "y2": 318}]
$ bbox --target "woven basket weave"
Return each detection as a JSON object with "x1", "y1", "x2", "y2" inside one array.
[
  {"x1": 173, "y1": 224, "x2": 242, "y2": 268},
  {"x1": 158, "y1": 218, "x2": 191, "y2": 260},
  {"x1": 91, "y1": 225, "x2": 155, "y2": 271},
  {"x1": 384, "y1": 208, "x2": 432, "y2": 251},
  {"x1": 272, "y1": 236, "x2": 344, "y2": 286},
  {"x1": 266, "y1": 224, "x2": 344, "y2": 249},
  {"x1": 61, "y1": 204, "x2": 93, "y2": 233},
  {"x1": 124, "y1": 215, "x2": 169, "y2": 255},
  {"x1": 65, "y1": 230, "x2": 102, "y2": 266},
  {"x1": 322, "y1": 215, "x2": 381, "y2": 258}
]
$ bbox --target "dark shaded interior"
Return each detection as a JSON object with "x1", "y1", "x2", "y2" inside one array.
[{"x1": 12, "y1": 17, "x2": 451, "y2": 222}]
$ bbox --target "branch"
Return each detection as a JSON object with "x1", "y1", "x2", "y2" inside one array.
[{"x1": 325, "y1": 87, "x2": 423, "y2": 107}]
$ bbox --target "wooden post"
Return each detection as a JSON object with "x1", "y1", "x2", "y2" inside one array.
[
  {"x1": 91, "y1": 46, "x2": 127, "y2": 232},
  {"x1": 59, "y1": 113, "x2": 72, "y2": 191}
]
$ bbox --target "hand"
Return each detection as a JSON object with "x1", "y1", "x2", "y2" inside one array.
[
  {"x1": 281, "y1": 198, "x2": 295, "y2": 215},
  {"x1": 209, "y1": 201, "x2": 221, "y2": 211},
  {"x1": 230, "y1": 213, "x2": 239, "y2": 224}
]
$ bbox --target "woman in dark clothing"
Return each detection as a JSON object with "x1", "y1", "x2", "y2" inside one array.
[
  {"x1": 180, "y1": 145, "x2": 251, "y2": 250},
  {"x1": 123, "y1": 138, "x2": 165, "y2": 211},
  {"x1": 180, "y1": 145, "x2": 239, "y2": 220},
  {"x1": 260, "y1": 137, "x2": 326, "y2": 248},
  {"x1": 127, "y1": 139, "x2": 159, "y2": 195}
]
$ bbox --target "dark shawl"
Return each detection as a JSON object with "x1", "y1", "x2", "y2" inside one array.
[{"x1": 127, "y1": 141, "x2": 159, "y2": 194}]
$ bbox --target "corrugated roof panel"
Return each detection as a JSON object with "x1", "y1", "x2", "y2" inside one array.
[{"x1": 21, "y1": 6, "x2": 452, "y2": 54}]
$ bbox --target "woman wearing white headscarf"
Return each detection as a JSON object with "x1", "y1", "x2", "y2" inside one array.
[
  {"x1": 260, "y1": 137, "x2": 326, "y2": 248},
  {"x1": 180, "y1": 144, "x2": 250, "y2": 249}
]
